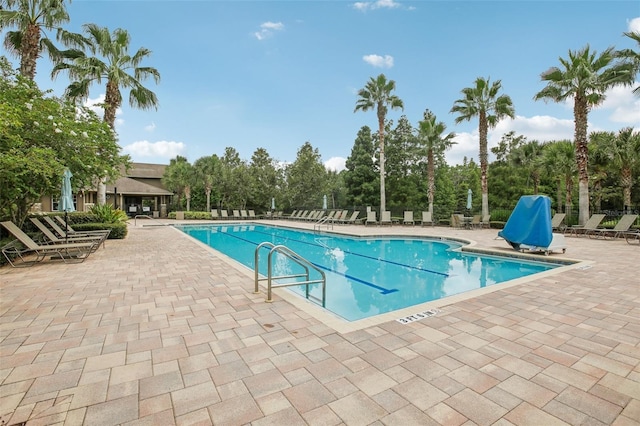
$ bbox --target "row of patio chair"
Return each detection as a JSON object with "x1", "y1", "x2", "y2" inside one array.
[
  {"x1": 563, "y1": 213, "x2": 638, "y2": 239},
  {"x1": 210, "y1": 209, "x2": 261, "y2": 220},
  {"x1": 450, "y1": 214, "x2": 491, "y2": 229},
  {"x1": 1, "y1": 216, "x2": 111, "y2": 267},
  {"x1": 284, "y1": 210, "x2": 363, "y2": 225}
]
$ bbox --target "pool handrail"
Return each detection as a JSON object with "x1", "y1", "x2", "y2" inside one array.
[{"x1": 254, "y1": 242, "x2": 326, "y2": 307}]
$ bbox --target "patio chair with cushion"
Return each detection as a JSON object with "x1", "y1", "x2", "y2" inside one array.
[
  {"x1": 1, "y1": 221, "x2": 99, "y2": 267},
  {"x1": 586, "y1": 214, "x2": 638, "y2": 239},
  {"x1": 565, "y1": 214, "x2": 606, "y2": 237}
]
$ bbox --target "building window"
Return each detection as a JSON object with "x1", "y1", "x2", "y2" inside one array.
[{"x1": 52, "y1": 195, "x2": 77, "y2": 212}]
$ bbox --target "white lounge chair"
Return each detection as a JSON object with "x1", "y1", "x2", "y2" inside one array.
[{"x1": 403, "y1": 211, "x2": 414, "y2": 226}]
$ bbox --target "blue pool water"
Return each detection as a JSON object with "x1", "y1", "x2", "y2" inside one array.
[{"x1": 176, "y1": 223, "x2": 559, "y2": 321}]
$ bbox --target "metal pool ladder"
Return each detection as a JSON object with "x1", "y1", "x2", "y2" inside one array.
[{"x1": 254, "y1": 242, "x2": 326, "y2": 307}]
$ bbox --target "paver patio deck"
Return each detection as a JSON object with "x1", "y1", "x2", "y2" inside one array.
[{"x1": 1, "y1": 219, "x2": 638, "y2": 425}]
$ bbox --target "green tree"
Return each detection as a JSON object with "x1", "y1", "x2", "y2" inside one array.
[
  {"x1": 417, "y1": 109, "x2": 456, "y2": 215},
  {"x1": 451, "y1": 77, "x2": 515, "y2": 219},
  {"x1": 534, "y1": 45, "x2": 635, "y2": 224},
  {"x1": 162, "y1": 156, "x2": 193, "y2": 211},
  {"x1": 285, "y1": 142, "x2": 327, "y2": 208},
  {"x1": 248, "y1": 148, "x2": 281, "y2": 212},
  {"x1": 510, "y1": 140, "x2": 544, "y2": 194},
  {"x1": 193, "y1": 155, "x2": 220, "y2": 213},
  {"x1": 0, "y1": 57, "x2": 125, "y2": 226},
  {"x1": 543, "y1": 140, "x2": 575, "y2": 216},
  {"x1": 386, "y1": 116, "x2": 421, "y2": 210},
  {"x1": 52, "y1": 23, "x2": 161, "y2": 204},
  {"x1": 0, "y1": 0, "x2": 70, "y2": 80},
  {"x1": 354, "y1": 74, "x2": 404, "y2": 213},
  {"x1": 617, "y1": 31, "x2": 640, "y2": 95},
  {"x1": 590, "y1": 128, "x2": 640, "y2": 210},
  {"x1": 344, "y1": 126, "x2": 378, "y2": 207}
]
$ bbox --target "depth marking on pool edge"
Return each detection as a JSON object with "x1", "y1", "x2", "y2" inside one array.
[{"x1": 396, "y1": 308, "x2": 442, "y2": 324}]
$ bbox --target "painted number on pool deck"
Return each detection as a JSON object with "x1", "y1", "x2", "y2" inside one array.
[{"x1": 396, "y1": 309, "x2": 441, "y2": 324}]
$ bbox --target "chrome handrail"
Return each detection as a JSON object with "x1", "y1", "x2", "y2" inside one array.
[{"x1": 254, "y1": 242, "x2": 326, "y2": 307}]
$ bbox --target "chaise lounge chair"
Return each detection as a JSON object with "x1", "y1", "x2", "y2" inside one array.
[
  {"x1": 365, "y1": 211, "x2": 377, "y2": 226},
  {"x1": 341, "y1": 211, "x2": 360, "y2": 225},
  {"x1": 1, "y1": 221, "x2": 99, "y2": 267},
  {"x1": 586, "y1": 214, "x2": 638, "y2": 239},
  {"x1": 565, "y1": 214, "x2": 606, "y2": 237},
  {"x1": 51, "y1": 215, "x2": 110, "y2": 236},
  {"x1": 420, "y1": 211, "x2": 433, "y2": 227},
  {"x1": 403, "y1": 211, "x2": 415, "y2": 226},
  {"x1": 380, "y1": 211, "x2": 393, "y2": 226},
  {"x1": 30, "y1": 218, "x2": 108, "y2": 250},
  {"x1": 550, "y1": 213, "x2": 566, "y2": 232}
]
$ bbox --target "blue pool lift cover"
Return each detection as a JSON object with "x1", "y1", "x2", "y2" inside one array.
[{"x1": 498, "y1": 195, "x2": 552, "y2": 250}]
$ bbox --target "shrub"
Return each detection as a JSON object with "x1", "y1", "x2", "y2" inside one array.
[
  {"x1": 168, "y1": 211, "x2": 211, "y2": 220},
  {"x1": 90, "y1": 204, "x2": 128, "y2": 223},
  {"x1": 72, "y1": 222, "x2": 128, "y2": 239}
]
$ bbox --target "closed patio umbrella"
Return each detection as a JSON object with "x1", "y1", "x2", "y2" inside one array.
[
  {"x1": 322, "y1": 194, "x2": 327, "y2": 210},
  {"x1": 466, "y1": 189, "x2": 473, "y2": 211},
  {"x1": 58, "y1": 168, "x2": 75, "y2": 242}
]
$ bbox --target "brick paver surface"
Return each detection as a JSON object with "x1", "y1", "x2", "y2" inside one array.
[{"x1": 1, "y1": 219, "x2": 638, "y2": 425}]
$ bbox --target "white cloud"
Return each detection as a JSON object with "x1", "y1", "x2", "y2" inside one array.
[
  {"x1": 254, "y1": 21, "x2": 284, "y2": 40},
  {"x1": 83, "y1": 94, "x2": 122, "y2": 117},
  {"x1": 122, "y1": 140, "x2": 186, "y2": 159},
  {"x1": 144, "y1": 122, "x2": 156, "y2": 132},
  {"x1": 363, "y1": 54, "x2": 394, "y2": 68},
  {"x1": 325, "y1": 156, "x2": 346, "y2": 172},
  {"x1": 446, "y1": 115, "x2": 576, "y2": 165},
  {"x1": 628, "y1": 16, "x2": 640, "y2": 33},
  {"x1": 596, "y1": 82, "x2": 640, "y2": 124},
  {"x1": 353, "y1": 0, "x2": 402, "y2": 11}
]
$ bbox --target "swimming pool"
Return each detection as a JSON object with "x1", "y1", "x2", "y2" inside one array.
[{"x1": 176, "y1": 223, "x2": 561, "y2": 321}]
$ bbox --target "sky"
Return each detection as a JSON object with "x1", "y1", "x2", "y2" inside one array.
[{"x1": 7, "y1": 0, "x2": 640, "y2": 171}]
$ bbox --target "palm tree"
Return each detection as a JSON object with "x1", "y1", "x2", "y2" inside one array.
[
  {"x1": 534, "y1": 45, "x2": 634, "y2": 224},
  {"x1": 52, "y1": 23, "x2": 161, "y2": 204},
  {"x1": 617, "y1": 31, "x2": 640, "y2": 95},
  {"x1": 0, "y1": 0, "x2": 70, "y2": 80},
  {"x1": 193, "y1": 155, "x2": 220, "y2": 213},
  {"x1": 162, "y1": 156, "x2": 193, "y2": 211},
  {"x1": 543, "y1": 140, "x2": 575, "y2": 217},
  {"x1": 451, "y1": 77, "x2": 514, "y2": 218},
  {"x1": 417, "y1": 109, "x2": 456, "y2": 216},
  {"x1": 354, "y1": 74, "x2": 404, "y2": 213},
  {"x1": 590, "y1": 128, "x2": 640, "y2": 211},
  {"x1": 510, "y1": 140, "x2": 544, "y2": 194}
]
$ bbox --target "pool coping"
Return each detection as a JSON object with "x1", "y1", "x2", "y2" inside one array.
[{"x1": 171, "y1": 222, "x2": 593, "y2": 334}]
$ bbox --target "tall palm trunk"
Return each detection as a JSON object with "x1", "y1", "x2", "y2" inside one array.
[
  {"x1": 621, "y1": 168, "x2": 632, "y2": 209},
  {"x1": 574, "y1": 96, "x2": 590, "y2": 224},
  {"x1": 20, "y1": 23, "x2": 40, "y2": 80},
  {"x1": 478, "y1": 111, "x2": 489, "y2": 218},
  {"x1": 377, "y1": 113, "x2": 386, "y2": 213},
  {"x1": 427, "y1": 148, "x2": 435, "y2": 215},
  {"x1": 96, "y1": 80, "x2": 122, "y2": 205}
]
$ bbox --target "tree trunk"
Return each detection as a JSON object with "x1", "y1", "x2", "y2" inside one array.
[
  {"x1": 427, "y1": 149, "x2": 435, "y2": 214},
  {"x1": 378, "y1": 117, "x2": 386, "y2": 213},
  {"x1": 20, "y1": 24, "x2": 40, "y2": 80},
  {"x1": 621, "y1": 167, "x2": 632, "y2": 209},
  {"x1": 574, "y1": 96, "x2": 590, "y2": 225},
  {"x1": 206, "y1": 187, "x2": 211, "y2": 212},
  {"x1": 478, "y1": 112, "x2": 489, "y2": 218},
  {"x1": 97, "y1": 179, "x2": 106, "y2": 205}
]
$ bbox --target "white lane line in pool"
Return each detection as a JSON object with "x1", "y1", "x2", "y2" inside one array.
[{"x1": 396, "y1": 308, "x2": 442, "y2": 324}]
